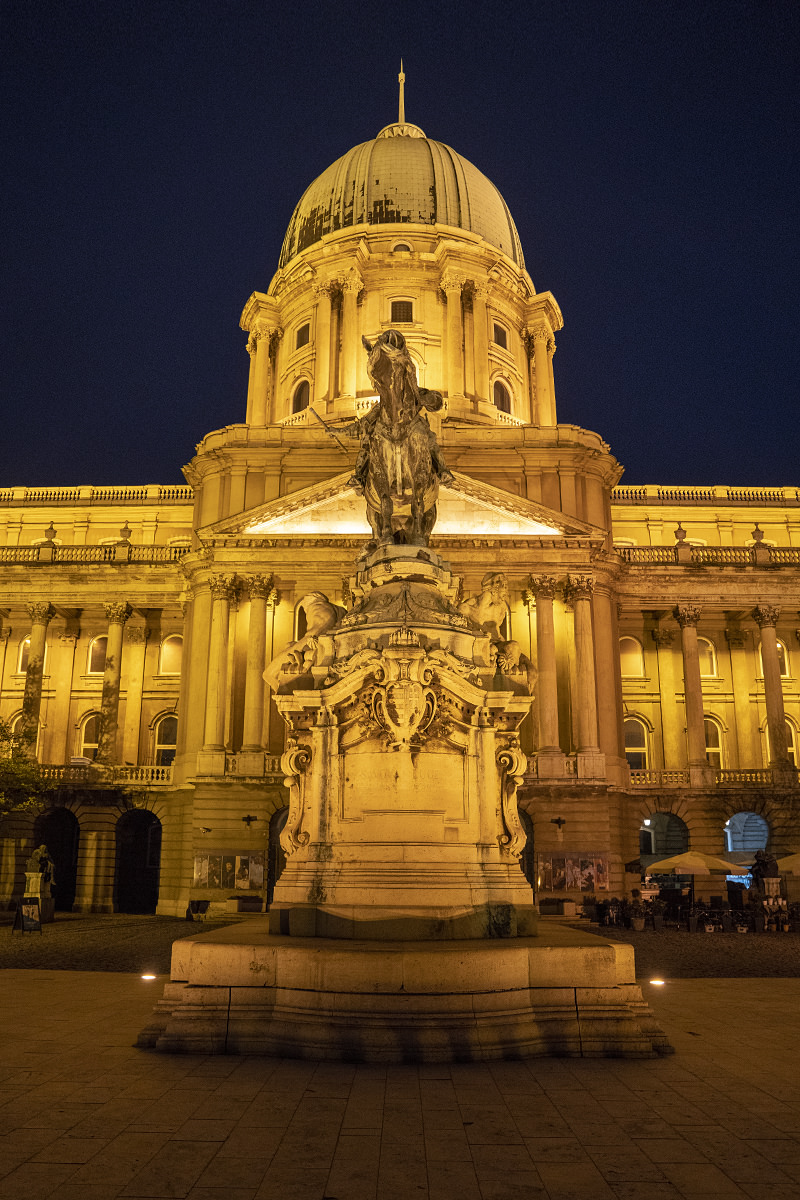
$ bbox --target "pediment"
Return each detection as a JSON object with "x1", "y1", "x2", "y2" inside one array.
[{"x1": 202, "y1": 471, "x2": 599, "y2": 541}]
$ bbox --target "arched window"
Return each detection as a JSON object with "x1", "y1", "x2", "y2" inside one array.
[
  {"x1": 493, "y1": 323, "x2": 508, "y2": 349},
  {"x1": 391, "y1": 300, "x2": 413, "y2": 323},
  {"x1": 759, "y1": 640, "x2": 790, "y2": 678},
  {"x1": 87, "y1": 636, "x2": 107, "y2": 675},
  {"x1": 623, "y1": 718, "x2": 649, "y2": 770},
  {"x1": 295, "y1": 323, "x2": 310, "y2": 349},
  {"x1": 392, "y1": 242, "x2": 411, "y2": 253},
  {"x1": 292, "y1": 380, "x2": 310, "y2": 413},
  {"x1": 493, "y1": 381, "x2": 511, "y2": 413},
  {"x1": 158, "y1": 635, "x2": 183, "y2": 676},
  {"x1": 724, "y1": 811, "x2": 769, "y2": 853},
  {"x1": 704, "y1": 717, "x2": 724, "y2": 769},
  {"x1": 17, "y1": 636, "x2": 30, "y2": 674},
  {"x1": 639, "y1": 812, "x2": 689, "y2": 861},
  {"x1": 698, "y1": 637, "x2": 717, "y2": 677},
  {"x1": 79, "y1": 712, "x2": 102, "y2": 760},
  {"x1": 619, "y1": 636, "x2": 645, "y2": 677},
  {"x1": 154, "y1": 714, "x2": 178, "y2": 766}
]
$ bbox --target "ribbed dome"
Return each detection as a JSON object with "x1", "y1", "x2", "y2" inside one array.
[{"x1": 279, "y1": 122, "x2": 525, "y2": 269}]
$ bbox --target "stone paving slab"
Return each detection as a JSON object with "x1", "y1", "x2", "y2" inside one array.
[{"x1": 0, "y1": 969, "x2": 798, "y2": 1199}]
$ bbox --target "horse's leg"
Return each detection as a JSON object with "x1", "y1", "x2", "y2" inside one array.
[{"x1": 408, "y1": 430, "x2": 432, "y2": 546}]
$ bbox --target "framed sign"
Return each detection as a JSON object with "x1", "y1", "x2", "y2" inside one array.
[
  {"x1": 12, "y1": 897, "x2": 42, "y2": 933},
  {"x1": 193, "y1": 852, "x2": 265, "y2": 891},
  {"x1": 536, "y1": 854, "x2": 609, "y2": 892}
]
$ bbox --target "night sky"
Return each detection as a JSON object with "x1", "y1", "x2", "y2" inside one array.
[{"x1": 3, "y1": 0, "x2": 798, "y2": 488}]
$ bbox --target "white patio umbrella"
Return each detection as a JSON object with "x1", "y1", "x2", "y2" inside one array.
[{"x1": 646, "y1": 851, "x2": 742, "y2": 875}]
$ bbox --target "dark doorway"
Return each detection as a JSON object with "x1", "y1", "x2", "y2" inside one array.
[
  {"x1": 520, "y1": 809, "x2": 535, "y2": 893},
  {"x1": 34, "y1": 807, "x2": 80, "y2": 911},
  {"x1": 115, "y1": 809, "x2": 161, "y2": 913},
  {"x1": 267, "y1": 807, "x2": 288, "y2": 907}
]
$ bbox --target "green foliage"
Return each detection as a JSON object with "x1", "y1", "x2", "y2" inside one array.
[{"x1": 0, "y1": 718, "x2": 53, "y2": 817}]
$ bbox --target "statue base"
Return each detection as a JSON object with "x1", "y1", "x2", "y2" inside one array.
[{"x1": 139, "y1": 920, "x2": 672, "y2": 1061}]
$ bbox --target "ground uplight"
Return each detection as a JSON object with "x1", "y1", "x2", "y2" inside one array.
[
  {"x1": 649, "y1": 979, "x2": 666, "y2": 986},
  {"x1": 141, "y1": 974, "x2": 156, "y2": 980}
]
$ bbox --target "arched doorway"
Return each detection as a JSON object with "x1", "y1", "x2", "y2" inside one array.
[
  {"x1": 267, "y1": 807, "x2": 288, "y2": 907},
  {"x1": 115, "y1": 809, "x2": 161, "y2": 913},
  {"x1": 725, "y1": 811, "x2": 769, "y2": 853},
  {"x1": 34, "y1": 808, "x2": 80, "y2": 911},
  {"x1": 639, "y1": 811, "x2": 689, "y2": 869}
]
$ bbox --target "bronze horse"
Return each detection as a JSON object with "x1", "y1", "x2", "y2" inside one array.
[{"x1": 354, "y1": 330, "x2": 451, "y2": 548}]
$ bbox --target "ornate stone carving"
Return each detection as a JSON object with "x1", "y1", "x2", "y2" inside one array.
[
  {"x1": 753, "y1": 605, "x2": 780, "y2": 628},
  {"x1": 247, "y1": 574, "x2": 277, "y2": 604},
  {"x1": 651, "y1": 628, "x2": 675, "y2": 646},
  {"x1": 340, "y1": 269, "x2": 363, "y2": 294},
  {"x1": 280, "y1": 739, "x2": 312, "y2": 855},
  {"x1": 458, "y1": 572, "x2": 509, "y2": 638},
  {"x1": 673, "y1": 604, "x2": 701, "y2": 628},
  {"x1": 104, "y1": 602, "x2": 132, "y2": 626},
  {"x1": 565, "y1": 575, "x2": 594, "y2": 602},
  {"x1": 126, "y1": 626, "x2": 150, "y2": 645},
  {"x1": 525, "y1": 575, "x2": 557, "y2": 604},
  {"x1": 252, "y1": 320, "x2": 275, "y2": 343},
  {"x1": 530, "y1": 324, "x2": 549, "y2": 343},
  {"x1": 264, "y1": 592, "x2": 341, "y2": 691},
  {"x1": 725, "y1": 628, "x2": 747, "y2": 647},
  {"x1": 440, "y1": 270, "x2": 465, "y2": 294},
  {"x1": 496, "y1": 739, "x2": 527, "y2": 857},
  {"x1": 26, "y1": 603, "x2": 54, "y2": 626},
  {"x1": 546, "y1": 335, "x2": 556, "y2": 357},
  {"x1": 209, "y1": 574, "x2": 237, "y2": 601},
  {"x1": 495, "y1": 641, "x2": 536, "y2": 695},
  {"x1": 371, "y1": 629, "x2": 437, "y2": 751}
]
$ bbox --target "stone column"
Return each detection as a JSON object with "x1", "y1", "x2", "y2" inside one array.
[
  {"x1": 547, "y1": 332, "x2": 557, "y2": 419},
  {"x1": 314, "y1": 283, "x2": 332, "y2": 404},
  {"x1": 239, "y1": 575, "x2": 276, "y2": 769},
  {"x1": 122, "y1": 626, "x2": 149, "y2": 765},
  {"x1": 471, "y1": 282, "x2": 490, "y2": 401},
  {"x1": 250, "y1": 322, "x2": 273, "y2": 425},
  {"x1": 21, "y1": 603, "x2": 54, "y2": 747},
  {"x1": 340, "y1": 272, "x2": 362, "y2": 398},
  {"x1": 527, "y1": 576, "x2": 564, "y2": 778},
  {"x1": 97, "y1": 602, "x2": 131, "y2": 763},
  {"x1": 652, "y1": 628, "x2": 682, "y2": 768},
  {"x1": 592, "y1": 586, "x2": 626, "y2": 783},
  {"x1": 531, "y1": 325, "x2": 555, "y2": 425},
  {"x1": 48, "y1": 633, "x2": 78, "y2": 764},
  {"x1": 726, "y1": 628, "x2": 757, "y2": 768},
  {"x1": 244, "y1": 334, "x2": 257, "y2": 423},
  {"x1": 754, "y1": 605, "x2": 789, "y2": 766},
  {"x1": 568, "y1": 577, "x2": 602, "y2": 769},
  {"x1": 441, "y1": 272, "x2": 464, "y2": 398},
  {"x1": 201, "y1": 575, "x2": 236, "y2": 768},
  {"x1": 674, "y1": 604, "x2": 709, "y2": 777}
]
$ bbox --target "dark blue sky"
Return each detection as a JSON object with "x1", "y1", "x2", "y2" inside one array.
[{"x1": 2, "y1": 0, "x2": 798, "y2": 486}]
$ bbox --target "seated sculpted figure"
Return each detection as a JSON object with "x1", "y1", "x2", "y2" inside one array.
[{"x1": 263, "y1": 593, "x2": 342, "y2": 693}]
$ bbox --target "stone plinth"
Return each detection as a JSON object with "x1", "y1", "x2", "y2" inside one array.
[{"x1": 139, "y1": 920, "x2": 672, "y2": 1061}]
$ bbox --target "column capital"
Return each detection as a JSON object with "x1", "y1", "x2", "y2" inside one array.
[
  {"x1": 440, "y1": 270, "x2": 465, "y2": 294},
  {"x1": 673, "y1": 603, "x2": 701, "y2": 628},
  {"x1": 565, "y1": 574, "x2": 594, "y2": 601},
  {"x1": 547, "y1": 334, "x2": 556, "y2": 357},
  {"x1": 471, "y1": 279, "x2": 490, "y2": 300},
  {"x1": 104, "y1": 602, "x2": 132, "y2": 626},
  {"x1": 340, "y1": 268, "x2": 363, "y2": 294},
  {"x1": 126, "y1": 625, "x2": 150, "y2": 645},
  {"x1": 26, "y1": 602, "x2": 55, "y2": 626},
  {"x1": 252, "y1": 320, "x2": 282, "y2": 345},
  {"x1": 245, "y1": 333, "x2": 257, "y2": 357},
  {"x1": 525, "y1": 575, "x2": 557, "y2": 603},
  {"x1": 529, "y1": 323, "x2": 550, "y2": 343},
  {"x1": 247, "y1": 574, "x2": 278, "y2": 604},
  {"x1": 209, "y1": 573, "x2": 237, "y2": 601},
  {"x1": 753, "y1": 604, "x2": 780, "y2": 628},
  {"x1": 651, "y1": 628, "x2": 675, "y2": 646},
  {"x1": 313, "y1": 280, "x2": 333, "y2": 299},
  {"x1": 725, "y1": 628, "x2": 748, "y2": 647}
]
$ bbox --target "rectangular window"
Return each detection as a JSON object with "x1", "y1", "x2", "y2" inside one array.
[
  {"x1": 296, "y1": 323, "x2": 310, "y2": 349},
  {"x1": 391, "y1": 301, "x2": 413, "y2": 323},
  {"x1": 493, "y1": 323, "x2": 507, "y2": 349}
]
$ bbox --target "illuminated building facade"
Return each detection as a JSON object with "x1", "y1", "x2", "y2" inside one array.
[{"x1": 1, "y1": 103, "x2": 798, "y2": 914}]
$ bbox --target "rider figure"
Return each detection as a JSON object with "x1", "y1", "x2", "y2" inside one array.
[{"x1": 347, "y1": 393, "x2": 455, "y2": 491}]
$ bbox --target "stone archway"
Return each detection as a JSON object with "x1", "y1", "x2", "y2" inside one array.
[
  {"x1": 115, "y1": 809, "x2": 162, "y2": 913},
  {"x1": 725, "y1": 811, "x2": 769, "y2": 853},
  {"x1": 34, "y1": 807, "x2": 80, "y2": 911},
  {"x1": 639, "y1": 811, "x2": 689, "y2": 870}
]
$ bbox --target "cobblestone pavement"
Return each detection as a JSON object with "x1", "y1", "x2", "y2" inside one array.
[
  {"x1": 0, "y1": 970, "x2": 799, "y2": 1200},
  {"x1": 566, "y1": 919, "x2": 800, "y2": 978},
  {"x1": 0, "y1": 913, "x2": 241, "y2": 974}
]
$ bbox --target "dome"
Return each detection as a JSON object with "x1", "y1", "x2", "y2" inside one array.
[{"x1": 279, "y1": 122, "x2": 525, "y2": 269}]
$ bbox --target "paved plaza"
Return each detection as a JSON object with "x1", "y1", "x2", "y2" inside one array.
[{"x1": 0, "y1": 921, "x2": 799, "y2": 1199}]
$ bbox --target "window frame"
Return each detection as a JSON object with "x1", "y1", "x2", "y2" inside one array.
[
  {"x1": 758, "y1": 639, "x2": 790, "y2": 679},
  {"x1": 87, "y1": 635, "x2": 108, "y2": 676},
  {"x1": 492, "y1": 322, "x2": 508, "y2": 350},
  {"x1": 153, "y1": 712, "x2": 178, "y2": 766},
  {"x1": 78, "y1": 711, "x2": 102, "y2": 761},
  {"x1": 697, "y1": 636, "x2": 718, "y2": 678},
  {"x1": 703, "y1": 715, "x2": 725, "y2": 769},
  {"x1": 295, "y1": 322, "x2": 310, "y2": 350},
  {"x1": 390, "y1": 299, "x2": 414, "y2": 324},
  {"x1": 158, "y1": 634, "x2": 183, "y2": 676},
  {"x1": 492, "y1": 380, "x2": 511, "y2": 413},
  {"x1": 623, "y1": 716, "x2": 649, "y2": 770},
  {"x1": 292, "y1": 379, "x2": 310, "y2": 414},
  {"x1": 619, "y1": 635, "x2": 645, "y2": 678}
]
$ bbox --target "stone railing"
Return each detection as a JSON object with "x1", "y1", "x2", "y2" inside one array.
[
  {"x1": 617, "y1": 545, "x2": 800, "y2": 567},
  {"x1": 0, "y1": 484, "x2": 193, "y2": 506},
  {"x1": 224, "y1": 752, "x2": 283, "y2": 777},
  {"x1": 629, "y1": 769, "x2": 690, "y2": 787},
  {"x1": 0, "y1": 544, "x2": 189, "y2": 565},
  {"x1": 38, "y1": 763, "x2": 173, "y2": 786},
  {"x1": 612, "y1": 484, "x2": 799, "y2": 506}
]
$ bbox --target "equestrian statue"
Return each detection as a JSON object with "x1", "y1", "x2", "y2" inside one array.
[{"x1": 348, "y1": 329, "x2": 454, "y2": 548}]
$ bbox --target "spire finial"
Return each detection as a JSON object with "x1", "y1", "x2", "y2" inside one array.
[{"x1": 398, "y1": 59, "x2": 405, "y2": 125}]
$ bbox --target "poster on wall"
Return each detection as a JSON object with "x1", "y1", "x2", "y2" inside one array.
[
  {"x1": 193, "y1": 852, "x2": 265, "y2": 891},
  {"x1": 536, "y1": 853, "x2": 609, "y2": 892}
]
